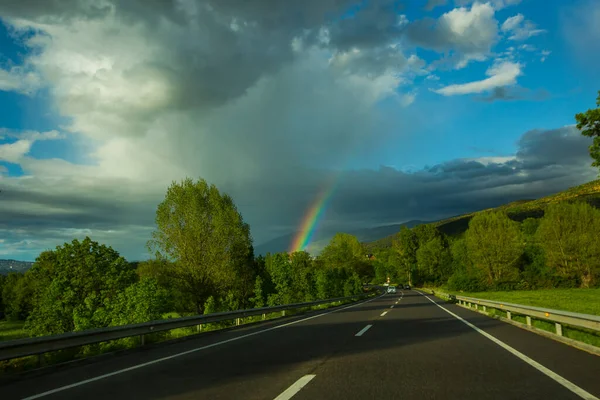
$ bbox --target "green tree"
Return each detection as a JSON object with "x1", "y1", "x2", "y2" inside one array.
[
  {"x1": 320, "y1": 233, "x2": 364, "y2": 270},
  {"x1": 416, "y1": 236, "x2": 452, "y2": 284},
  {"x1": 465, "y1": 211, "x2": 523, "y2": 286},
  {"x1": 1, "y1": 272, "x2": 34, "y2": 321},
  {"x1": 25, "y1": 237, "x2": 137, "y2": 336},
  {"x1": 521, "y1": 218, "x2": 541, "y2": 237},
  {"x1": 575, "y1": 90, "x2": 600, "y2": 169},
  {"x1": 392, "y1": 226, "x2": 418, "y2": 285},
  {"x1": 148, "y1": 178, "x2": 253, "y2": 314},
  {"x1": 249, "y1": 275, "x2": 265, "y2": 308},
  {"x1": 536, "y1": 202, "x2": 600, "y2": 288},
  {"x1": 109, "y1": 278, "x2": 170, "y2": 326}
]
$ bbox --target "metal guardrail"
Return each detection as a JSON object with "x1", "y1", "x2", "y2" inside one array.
[
  {"x1": 0, "y1": 292, "x2": 377, "y2": 362},
  {"x1": 419, "y1": 288, "x2": 600, "y2": 338}
]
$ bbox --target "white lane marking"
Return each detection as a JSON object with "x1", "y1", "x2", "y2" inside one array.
[
  {"x1": 22, "y1": 294, "x2": 384, "y2": 400},
  {"x1": 380, "y1": 311, "x2": 388, "y2": 317},
  {"x1": 274, "y1": 375, "x2": 316, "y2": 400},
  {"x1": 355, "y1": 324, "x2": 373, "y2": 337},
  {"x1": 416, "y1": 291, "x2": 599, "y2": 400},
  {"x1": 390, "y1": 305, "x2": 394, "y2": 308}
]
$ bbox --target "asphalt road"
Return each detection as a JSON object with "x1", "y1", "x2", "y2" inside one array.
[{"x1": 1, "y1": 290, "x2": 599, "y2": 400}]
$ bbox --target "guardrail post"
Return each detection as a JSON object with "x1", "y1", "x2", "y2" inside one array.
[
  {"x1": 282, "y1": 310, "x2": 286, "y2": 317},
  {"x1": 506, "y1": 311, "x2": 511, "y2": 320},
  {"x1": 468, "y1": 302, "x2": 471, "y2": 308},
  {"x1": 526, "y1": 316, "x2": 532, "y2": 326},
  {"x1": 197, "y1": 324, "x2": 202, "y2": 332},
  {"x1": 37, "y1": 354, "x2": 44, "y2": 368},
  {"x1": 555, "y1": 323, "x2": 563, "y2": 336},
  {"x1": 262, "y1": 313, "x2": 266, "y2": 320},
  {"x1": 236, "y1": 318, "x2": 240, "y2": 326},
  {"x1": 475, "y1": 304, "x2": 478, "y2": 310},
  {"x1": 140, "y1": 334, "x2": 145, "y2": 346},
  {"x1": 483, "y1": 305, "x2": 486, "y2": 312}
]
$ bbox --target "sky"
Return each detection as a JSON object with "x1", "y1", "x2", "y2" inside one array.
[{"x1": 0, "y1": 0, "x2": 599, "y2": 261}]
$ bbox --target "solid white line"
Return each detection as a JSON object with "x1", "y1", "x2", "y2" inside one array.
[
  {"x1": 274, "y1": 375, "x2": 316, "y2": 400},
  {"x1": 22, "y1": 294, "x2": 384, "y2": 400},
  {"x1": 355, "y1": 324, "x2": 373, "y2": 337},
  {"x1": 416, "y1": 291, "x2": 599, "y2": 400},
  {"x1": 380, "y1": 311, "x2": 388, "y2": 317}
]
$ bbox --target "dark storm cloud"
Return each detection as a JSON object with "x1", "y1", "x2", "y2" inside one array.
[{"x1": 476, "y1": 87, "x2": 550, "y2": 102}]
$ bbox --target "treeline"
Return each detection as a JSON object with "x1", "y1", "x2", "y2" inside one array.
[
  {"x1": 391, "y1": 201, "x2": 600, "y2": 291},
  {"x1": 0, "y1": 179, "x2": 369, "y2": 339}
]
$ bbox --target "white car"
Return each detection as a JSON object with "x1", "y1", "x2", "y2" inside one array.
[{"x1": 387, "y1": 285, "x2": 397, "y2": 294}]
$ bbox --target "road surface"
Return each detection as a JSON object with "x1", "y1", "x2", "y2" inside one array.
[{"x1": 1, "y1": 290, "x2": 599, "y2": 400}]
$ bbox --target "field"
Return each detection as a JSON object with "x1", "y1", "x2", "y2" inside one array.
[
  {"x1": 0, "y1": 320, "x2": 27, "y2": 342},
  {"x1": 445, "y1": 288, "x2": 600, "y2": 316}
]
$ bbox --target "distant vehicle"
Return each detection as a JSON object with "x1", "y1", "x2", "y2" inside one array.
[
  {"x1": 404, "y1": 284, "x2": 411, "y2": 290},
  {"x1": 383, "y1": 283, "x2": 389, "y2": 286},
  {"x1": 387, "y1": 286, "x2": 397, "y2": 294}
]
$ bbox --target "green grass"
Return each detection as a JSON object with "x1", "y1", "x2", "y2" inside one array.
[
  {"x1": 447, "y1": 288, "x2": 600, "y2": 316},
  {"x1": 0, "y1": 320, "x2": 28, "y2": 342}
]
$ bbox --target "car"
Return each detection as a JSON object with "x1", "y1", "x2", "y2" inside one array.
[
  {"x1": 404, "y1": 284, "x2": 411, "y2": 290},
  {"x1": 387, "y1": 285, "x2": 397, "y2": 294}
]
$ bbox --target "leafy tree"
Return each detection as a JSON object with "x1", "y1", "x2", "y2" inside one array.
[
  {"x1": 392, "y1": 226, "x2": 418, "y2": 284},
  {"x1": 575, "y1": 90, "x2": 600, "y2": 169},
  {"x1": 416, "y1": 236, "x2": 452, "y2": 284},
  {"x1": 25, "y1": 237, "x2": 137, "y2": 336},
  {"x1": 521, "y1": 218, "x2": 541, "y2": 237},
  {"x1": 1, "y1": 272, "x2": 34, "y2": 321},
  {"x1": 0, "y1": 274, "x2": 5, "y2": 317},
  {"x1": 465, "y1": 211, "x2": 523, "y2": 286},
  {"x1": 536, "y1": 202, "x2": 600, "y2": 288},
  {"x1": 148, "y1": 178, "x2": 253, "y2": 314},
  {"x1": 249, "y1": 275, "x2": 265, "y2": 308},
  {"x1": 265, "y1": 252, "x2": 293, "y2": 306},
  {"x1": 320, "y1": 233, "x2": 364, "y2": 270},
  {"x1": 109, "y1": 278, "x2": 170, "y2": 326}
]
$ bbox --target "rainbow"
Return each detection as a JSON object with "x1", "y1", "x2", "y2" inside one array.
[{"x1": 289, "y1": 177, "x2": 339, "y2": 253}]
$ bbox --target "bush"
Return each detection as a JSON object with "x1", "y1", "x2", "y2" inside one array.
[{"x1": 446, "y1": 271, "x2": 487, "y2": 292}]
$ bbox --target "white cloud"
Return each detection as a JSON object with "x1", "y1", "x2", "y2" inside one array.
[
  {"x1": 455, "y1": 0, "x2": 521, "y2": 10},
  {"x1": 434, "y1": 60, "x2": 522, "y2": 95},
  {"x1": 501, "y1": 14, "x2": 546, "y2": 41},
  {"x1": 0, "y1": 140, "x2": 32, "y2": 163},
  {"x1": 406, "y1": 2, "x2": 499, "y2": 68},
  {"x1": 0, "y1": 66, "x2": 42, "y2": 95},
  {"x1": 540, "y1": 49, "x2": 551, "y2": 63}
]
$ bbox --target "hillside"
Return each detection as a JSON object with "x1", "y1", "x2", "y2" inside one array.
[
  {"x1": 254, "y1": 220, "x2": 429, "y2": 256},
  {"x1": 0, "y1": 259, "x2": 34, "y2": 275},
  {"x1": 367, "y1": 179, "x2": 600, "y2": 249}
]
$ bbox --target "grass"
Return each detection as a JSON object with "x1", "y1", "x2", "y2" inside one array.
[
  {"x1": 446, "y1": 288, "x2": 600, "y2": 316},
  {"x1": 426, "y1": 288, "x2": 600, "y2": 349},
  {"x1": 0, "y1": 320, "x2": 27, "y2": 342}
]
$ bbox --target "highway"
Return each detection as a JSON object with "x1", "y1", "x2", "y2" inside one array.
[{"x1": 1, "y1": 290, "x2": 599, "y2": 400}]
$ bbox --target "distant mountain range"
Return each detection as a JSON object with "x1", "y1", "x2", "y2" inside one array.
[
  {"x1": 253, "y1": 219, "x2": 429, "y2": 256},
  {"x1": 0, "y1": 259, "x2": 34, "y2": 275}
]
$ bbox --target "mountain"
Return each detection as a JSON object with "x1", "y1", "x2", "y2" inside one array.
[
  {"x1": 367, "y1": 179, "x2": 600, "y2": 249},
  {"x1": 254, "y1": 220, "x2": 430, "y2": 256},
  {"x1": 0, "y1": 259, "x2": 34, "y2": 275}
]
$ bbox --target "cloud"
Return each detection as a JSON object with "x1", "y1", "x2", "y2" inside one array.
[
  {"x1": 405, "y1": 2, "x2": 498, "y2": 68},
  {"x1": 424, "y1": 0, "x2": 447, "y2": 11},
  {"x1": 455, "y1": 0, "x2": 521, "y2": 10},
  {"x1": 540, "y1": 49, "x2": 551, "y2": 63},
  {"x1": 434, "y1": 60, "x2": 521, "y2": 95},
  {"x1": 501, "y1": 13, "x2": 546, "y2": 41},
  {"x1": 475, "y1": 86, "x2": 550, "y2": 102},
  {"x1": 0, "y1": 66, "x2": 41, "y2": 95}
]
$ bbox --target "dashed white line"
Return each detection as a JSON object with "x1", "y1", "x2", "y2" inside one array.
[
  {"x1": 416, "y1": 291, "x2": 599, "y2": 400},
  {"x1": 380, "y1": 311, "x2": 388, "y2": 317},
  {"x1": 274, "y1": 375, "x2": 316, "y2": 400},
  {"x1": 355, "y1": 324, "x2": 373, "y2": 337},
  {"x1": 21, "y1": 294, "x2": 385, "y2": 400}
]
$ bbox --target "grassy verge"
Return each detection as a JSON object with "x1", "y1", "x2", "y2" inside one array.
[
  {"x1": 0, "y1": 320, "x2": 27, "y2": 342},
  {"x1": 0, "y1": 294, "x2": 374, "y2": 376},
  {"x1": 422, "y1": 288, "x2": 600, "y2": 350},
  {"x1": 443, "y1": 288, "x2": 600, "y2": 316}
]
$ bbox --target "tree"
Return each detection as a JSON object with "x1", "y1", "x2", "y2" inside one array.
[
  {"x1": 1, "y1": 272, "x2": 34, "y2": 321},
  {"x1": 392, "y1": 226, "x2": 418, "y2": 284},
  {"x1": 416, "y1": 236, "x2": 452, "y2": 284},
  {"x1": 536, "y1": 202, "x2": 600, "y2": 288},
  {"x1": 25, "y1": 237, "x2": 137, "y2": 336},
  {"x1": 148, "y1": 178, "x2": 253, "y2": 314},
  {"x1": 575, "y1": 90, "x2": 600, "y2": 169},
  {"x1": 320, "y1": 233, "x2": 364, "y2": 270},
  {"x1": 465, "y1": 211, "x2": 523, "y2": 286}
]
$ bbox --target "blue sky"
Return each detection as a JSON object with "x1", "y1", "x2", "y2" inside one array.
[{"x1": 0, "y1": 0, "x2": 599, "y2": 260}]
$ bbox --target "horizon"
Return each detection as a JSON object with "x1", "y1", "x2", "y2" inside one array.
[{"x1": 1, "y1": 0, "x2": 600, "y2": 261}]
